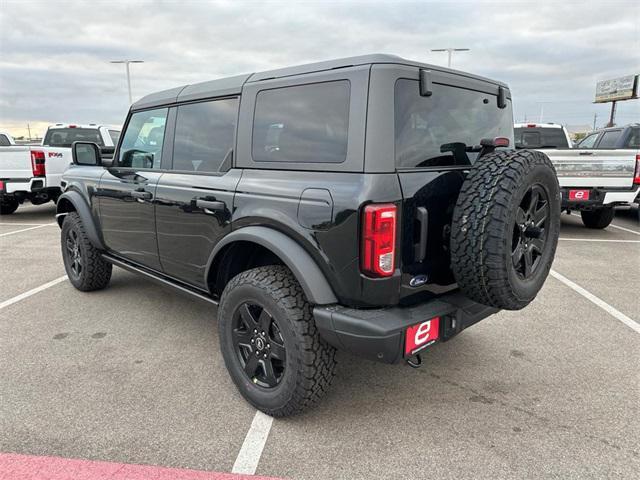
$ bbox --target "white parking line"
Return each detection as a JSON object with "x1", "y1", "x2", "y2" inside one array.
[
  {"x1": 550, "y1": 270, "x2": 640, "y2": 334},
  {"x1": 0, "y1": 223, "x2": 56, "y2": 237},
  {"x1": 559, "y1": 238, "x2": 640, "y2": 243},
  {"x1": 0, "y1": 276, "x2": 68, "y2": 311},
  {"x1": 0, "y1": 223, "x2": 51, "y2": 227},
  {"x1": 608, "y1": 223, "x2": 640, "y2": 236},
  {"x1": 231, "y1": 410, "x2": 274, "y2": 475}
]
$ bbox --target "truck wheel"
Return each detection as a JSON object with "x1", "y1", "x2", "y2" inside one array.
[
  {"x1": 0, "y1": 198, "x2": 19, "y2": 215},
  {"x1": 580, "y1": 208, "x2": 615, "y2": 229},
  {"x1": 450, "y1": 150, "x2": 560, "y2": 310},
  {"x1": 218, "y1": 265, "x2": 337, "y2": 417},
  {"x1": 61, "y1": 212, "x2": 112, "y2": 291}
]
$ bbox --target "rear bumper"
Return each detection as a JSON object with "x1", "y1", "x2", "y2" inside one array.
[
  {"x1": 561, "y1": 186, "x2": 640, "y2": 210},
  {"x1": 0, "y1": 178, "x2": 47, "y2": 195},
  {"x1": 313, "y1": 292, "x2": 498, "y2": 364}
]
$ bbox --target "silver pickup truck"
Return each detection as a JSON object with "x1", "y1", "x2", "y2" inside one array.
[{"x1": 539, "y1": 124, "x2": 640, "y2": 228}]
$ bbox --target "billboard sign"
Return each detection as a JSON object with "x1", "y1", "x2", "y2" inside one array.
[{"x1": 595, "y1": 75, "x2": 638, "y2": 103}]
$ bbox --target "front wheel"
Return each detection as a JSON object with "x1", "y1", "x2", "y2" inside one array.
[
  {"x1": 580, "y1": 208, "x2": 615, "y2": 229},
  {"x1": 218, "y1": 266, "x2": 337, "y2": 417},
  {"x1": 61, "y1": 212, "x2": 112, "y2": 291}
]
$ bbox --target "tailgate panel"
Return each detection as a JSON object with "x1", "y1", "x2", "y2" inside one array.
[
  {"x1": 544, "y1": 148, "x2": 637, "y2": 188},
  {"x1": 0, "y1": 147, "x2": 33, "y2": 179}
]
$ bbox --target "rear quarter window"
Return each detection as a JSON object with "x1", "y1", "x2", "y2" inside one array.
[
  {"x1": 0, "y1": 134, "x2": 10, "y2": 146},
  {"x1": 252, "y1": 80, "x2": 350, "y2": 164}
]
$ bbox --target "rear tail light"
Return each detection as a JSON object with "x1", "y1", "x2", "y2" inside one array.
[
  {"x1": 30, "y1": 150, "x2": 46, "y2": 177},
  {"x1": 361, "y1": 203, "x2": 397, "y2": 277},
  {"x1": 0, "y1": 180, "x2": 5, "y2": 190},
  {"x1": 634, "y1": 154, "x2": 640, "y2": 185}
]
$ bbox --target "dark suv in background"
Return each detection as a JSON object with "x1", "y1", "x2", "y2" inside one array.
[{"x1": 58, "y1": 54, "x2": 560, "y2": 416}]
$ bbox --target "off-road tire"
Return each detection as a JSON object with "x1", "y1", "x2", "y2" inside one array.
[
  {"x1": 580, "y1": 208, "x2": 615, "y2": 229},
  {"x1": 218, "y1": 265, "x2": 337, "y2": 417},
  {"x1": 450, "y1": 149, "x2": 561, "y2": 310},
  {"x1": 0, "y1": 198, "x2": 19, "y2": 215},
  {"x1": 61, "y1": 212, "x2": 112, "y2": 291}
]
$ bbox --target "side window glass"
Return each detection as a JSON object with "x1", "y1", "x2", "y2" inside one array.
[
  {"x1": 118, "y1": 108, "x2": 168, "y2": 169},
  {"x1": 108, "y1": 130, "x2": 121, "y2": 145},
  {"x1": 252, "y1": 81, "x2": 350, "y2": 164},
  {"x1": 577, "y1": 133, "x2": 598, "y2": 149},
  {"x1": 0, "y1": 134, "x2": 10, "y2": 146},
  {"x1": 626, "y1": 128, "x2": 640, "y2": 148},
  {"x1": 172, "y1": 98, "x2": 238, "y2": 173},
  {"x1": 597, "y1": 130, "x2": 622, "y2": 148}
]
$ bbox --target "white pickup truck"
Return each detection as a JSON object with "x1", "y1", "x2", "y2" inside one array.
[
  {"x1": 538, "y1": 124, "x2": 640, "y2": 228},
  {"x1": 0, "y1": 124, "x2": 119, "y2": 214}
]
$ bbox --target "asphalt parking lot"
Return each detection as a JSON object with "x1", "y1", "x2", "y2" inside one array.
[{"x1": 1, "y1": 204, "x2": 638, "y2": 479}]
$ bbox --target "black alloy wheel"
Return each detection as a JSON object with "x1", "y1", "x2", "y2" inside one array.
[
  {"x1": 232, "y1": 302, "x2": 287, "y2": 388},
  {"x1": 512, "y1": 184, "x2": 550, "y2": 279}
]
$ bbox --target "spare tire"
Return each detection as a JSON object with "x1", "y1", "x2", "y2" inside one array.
[{"x1": 450, "y1": 149, "x2": 560, "y2": 310}]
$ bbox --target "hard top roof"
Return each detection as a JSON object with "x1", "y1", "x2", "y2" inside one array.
[{"x1": 132, "y1": 53, "x2": 509, "y2": 110}]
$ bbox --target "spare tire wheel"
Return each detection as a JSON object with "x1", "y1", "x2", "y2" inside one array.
[{"x1": 450, "y1": 149, "x2": 560, "y2": 310}]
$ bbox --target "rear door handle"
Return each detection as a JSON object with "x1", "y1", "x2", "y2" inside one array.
[
  {"x1": 196, "y1": 198, "x2": 226, "y2": 211},
  {"x1": 131, "y1": 190, "x2": 152, "y2": 200},
  {"x1": 578, "y1": 151, "x2": 594, "y2": 156}
]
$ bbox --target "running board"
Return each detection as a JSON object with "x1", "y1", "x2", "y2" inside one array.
[{"x1": 102, "y1": 254, "x2": 219, "y2": 306}]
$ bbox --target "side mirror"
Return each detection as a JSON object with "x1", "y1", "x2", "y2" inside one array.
[{"x1": 72, "y1": 142, "x2": 100, "y2": 166}]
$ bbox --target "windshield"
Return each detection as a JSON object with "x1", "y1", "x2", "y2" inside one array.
[
  {"x1": 514, "y1": 127, "x2": 569, "y2": 149},
  {"x1": 395, "y1": 79, "x2": 513, "y2": 168},
  {"x1": 43, "y1": 128, "x2": 104, "y2": 147}
]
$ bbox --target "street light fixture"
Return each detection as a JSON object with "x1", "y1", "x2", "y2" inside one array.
[
  {"x1": 110, "y1": 60, "x2": 144, "y2": 104},
  {"x1": 430, "y1": 48, "x2": 470, "y2": 68}
]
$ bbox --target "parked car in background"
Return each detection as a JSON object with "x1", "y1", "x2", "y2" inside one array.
[
  {"x1": 514, "y1": 123, "x2": 572, "y2": 149},
  {"x1": 56, "y1": 54, "x2": 560, "y2": 416},
  {"x1": 0, "y1": 131, "x2": 16, "y2": 147},
  {"x1": 0, "y1": 124, "x2": 119, "y2": 214},
  {"x1": 538, "y1": 124, "x2": 640, "y2": 228}
]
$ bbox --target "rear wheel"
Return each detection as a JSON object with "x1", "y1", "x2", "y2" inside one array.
[
  {"x1": 61, "y1": 212, "x2": 112, "y2": 291},
  {"x1": 580, "y1": 207, "x2": 614, "y2": 229},
  {"x1": 450, "y1": 149, "x2": 561, "y2": 310},
  {"x1": 0, "y1": 198, "x2": 19, "y2": 215},
  {"x1": 218, "y1": 265, "x2": 336, "y2": 417}
]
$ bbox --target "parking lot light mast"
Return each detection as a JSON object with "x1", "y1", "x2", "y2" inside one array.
[
  {"x1": 431, "y1": 48, "x2": 470, "y2": 68},
  {"x1": 110, "y1": 60, "x2": 144, "y2": 104}
]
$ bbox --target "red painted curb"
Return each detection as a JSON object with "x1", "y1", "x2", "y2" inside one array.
[{"x1": 0, "y1": 453, "x2": 283, "y2": 480}]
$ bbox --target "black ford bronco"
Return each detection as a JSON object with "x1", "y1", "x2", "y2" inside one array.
[{"x1": 58, "y1": 54, "x2": 560, "y2": 416}]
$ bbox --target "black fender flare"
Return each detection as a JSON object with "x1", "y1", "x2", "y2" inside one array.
[
  {"x1": 207, "y1": 226, "x2": 338, "y2": 305},
  {"x1": 56, "y1": 190, "x2": 106, "y2": 250}
]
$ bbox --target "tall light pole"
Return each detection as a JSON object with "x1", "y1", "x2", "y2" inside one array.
[
  {"x1": 110, "y1": 60, "x2": 144, "y2": 104},
  {"x1": 431, "y1": 48, "x2": 470, "y2": 68}
]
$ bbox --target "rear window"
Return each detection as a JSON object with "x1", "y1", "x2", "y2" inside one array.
[
  {"x1": 598, "y1": 130, "x2": 622, "y2": 148},
  {"x1": 44, "y1": 128, "x2": 104, "y2": 147},
  {"x1": 514, "y1": 127, "x2": 569, "y2": 149},
  {"x1": 395, "y1": 79, "x2": 513, "y2": 168},
  {"x1": 252, "y1": 81, "x2": 350, "y2": 164}
]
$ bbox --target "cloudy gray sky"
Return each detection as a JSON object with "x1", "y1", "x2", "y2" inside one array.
[{"x1": 1, "y1": 0, "x2": 639, "y2": 137}]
